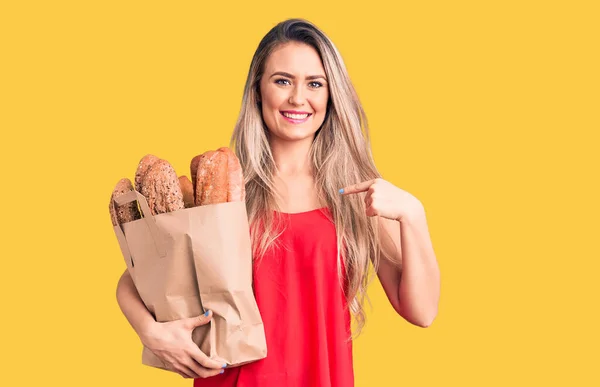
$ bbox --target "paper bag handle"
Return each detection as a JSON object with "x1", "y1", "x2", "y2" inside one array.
[{"x1": 113, "y1": 190, "x2": 167, "y2": 261}]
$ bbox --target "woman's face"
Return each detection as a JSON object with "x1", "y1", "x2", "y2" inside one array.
[{"x1": 259, "y1": 42, "x2": 330, "y2": 142}]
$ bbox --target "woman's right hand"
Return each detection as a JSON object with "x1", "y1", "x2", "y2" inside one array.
[{"x1": 139, "y1": 310, "x2": 226, "y2": 379}]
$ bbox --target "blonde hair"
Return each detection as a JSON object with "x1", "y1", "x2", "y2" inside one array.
[{"x1": 230, "y1": 18, "x2": 386, "y2": 338}]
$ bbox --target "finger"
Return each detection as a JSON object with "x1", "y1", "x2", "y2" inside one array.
[
  {"x1": 173, "y1": 364, "x2": 196, "y2": 379},
  {"x1": 185, "y1": 359, "x2": 224, "y2": 378},
  {"x1": 188, "y1": 344, "x2": 227, "y2": 370},
  {"x1": 366, "y1": 206, "x2": 379, "y2": 217},
  {"x1": 184, "y1": 360, "x2": 210, "y2": 378},
  {"x1": 186, "y1": 310, "x2": 213, "y2": 329},
  {"x1": 339, "y1": 180, "x2": 376, "y2": 195}
]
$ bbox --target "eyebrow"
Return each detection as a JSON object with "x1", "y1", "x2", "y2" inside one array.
[{"x1": 269, "y1": 71, "x2": 327, "y2": 81}]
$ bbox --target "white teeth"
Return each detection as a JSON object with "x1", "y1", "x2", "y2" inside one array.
[{"x1": 282, "y1": 112, "x2": 309, "y2": 119}]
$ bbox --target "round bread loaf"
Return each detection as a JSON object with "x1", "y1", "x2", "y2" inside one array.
[
  {"x1": 141, "y1": 159, "x2": 185, "y2": 215},
  {"x1": 135, "y1": 154, "x2": 160, "y2": 192}
]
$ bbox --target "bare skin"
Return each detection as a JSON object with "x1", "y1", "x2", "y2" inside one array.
[
  {"x1": 114, "y1": 42, "x2": 328, "y2": 380},
  {"x1": 116, "y1": 271, "x2": 226, "y2": 378},
  {"x1": 259, "y1": 42, "x2": 330, "y2": 212},
  {"x1": 116, "y1": 40, "x2": 438, "y2": 385}
]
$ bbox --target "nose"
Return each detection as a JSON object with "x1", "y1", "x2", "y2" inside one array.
[{"x1": 288, "y1": 85, "x2": 306, "y2": 106}]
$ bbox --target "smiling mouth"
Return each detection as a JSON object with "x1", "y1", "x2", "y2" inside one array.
[{"x1": 281, "y1": 111, "x2": 312, "y2": 120}]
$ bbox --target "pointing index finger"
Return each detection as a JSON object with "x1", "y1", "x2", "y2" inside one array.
[{"x1": 340, "y1": 179, "x2": 375, "y2": 195}]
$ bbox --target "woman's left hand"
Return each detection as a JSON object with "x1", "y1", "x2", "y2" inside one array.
[{"x1": 340, "y1": 178, "x2": 424, "y2": 222}]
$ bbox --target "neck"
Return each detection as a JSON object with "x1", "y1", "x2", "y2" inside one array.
[{"x1": 269, "y1": 136, "x2": 314, "y2": 177}]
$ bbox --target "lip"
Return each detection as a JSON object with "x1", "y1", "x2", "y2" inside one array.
[
  {"x1": 280, "y1": 111, "x2": 312, "y2": 124},
  {"x1": 280, "y1": 110, "x2": 312, "y2": 114}
]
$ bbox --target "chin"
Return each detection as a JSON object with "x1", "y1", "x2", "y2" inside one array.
[
  {"x1": 275, "y1": 130, "x2": 317, "y2": 142},
  {"x1": 270, "y1": 121, "x2": 319, "y2": 141}
]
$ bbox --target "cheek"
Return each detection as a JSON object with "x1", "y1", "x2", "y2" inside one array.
[
  {"x1": 260, "y1": 94, "x2": 277, "y2": 121},
  {"x1": 260, "y1": 91, "x2": 282, "y2": 131},
  {"x1": 261, "y1": 104, "x2": 277, "y2": 132},
  {"x1": 314, "y1": 93, "x2": 329, "y2": 113},
  {"x1": 262, "y1": 85, "x2": 285, "y2": 110}
]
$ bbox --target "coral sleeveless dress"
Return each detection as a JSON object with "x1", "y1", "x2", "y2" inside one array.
[{"x1": 194, "y1": 207, "x2": 354, "y2": 387}]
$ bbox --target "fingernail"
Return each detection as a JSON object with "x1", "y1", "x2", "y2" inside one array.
[
  {"x1": 204, "y1": 310, "x2": 210, "y2": 317},
  {"x1": 222, "y1": 363, "x2": 227, "y2": 368},
  {"x1": 338, "y1": 188, "x2": 344, "y2": 194},
  {"x1": 220, "y1": 369, "x2": 225, "y2": 374}
]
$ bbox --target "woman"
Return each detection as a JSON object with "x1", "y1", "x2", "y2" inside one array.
[{"x1": 116, "y1": 18, "x2": 440, "y2": 386}]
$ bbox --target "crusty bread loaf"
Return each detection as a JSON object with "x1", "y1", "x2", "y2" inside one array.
[
  {"x1": 217, "y1": 147, "x2": 245, "y2": 202},
  {"x1": 109, "y1": 178, "x2": 142, "y2": 226},
  {"x1": 190, "y1": 154, "x2": 203, "y2": 199},
  {"x1": 178, "y1": 175, "x2": 195, "y2": 208},
  {"x1": 194, "y1": 151, "x2": 213, "y2": 206},
  {"x1": 141, "y1": 159, "x2": 185, "y2": 215},
  {"x1": 135, "y1": 154, "x2": 160, "y2": 192},
  {"x1": 197, "y1": 151, "x2": 228, "y2": 205}
]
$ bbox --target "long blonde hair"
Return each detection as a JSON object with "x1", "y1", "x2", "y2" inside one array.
[{"x1": 230, "y1": 18, "x2": 384, "y2": 338}]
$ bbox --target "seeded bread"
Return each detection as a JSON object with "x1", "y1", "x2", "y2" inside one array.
[
  {"x1": 135, "y1": 154, "x2": 160, "y2": 192},
  {"x1": 141, "y1": 159, "x2": 185, "y2": 215},
  {"x1": 109, "y1": 178, "x2": 142, "y2": 226}
]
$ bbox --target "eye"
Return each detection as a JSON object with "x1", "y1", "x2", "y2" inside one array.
[
  {"x1": 309, "y1": 81, "x2": 324, "y2": 89},
  {"x1": 275, "y1": 78, "x2": 291, "y2": 86}
]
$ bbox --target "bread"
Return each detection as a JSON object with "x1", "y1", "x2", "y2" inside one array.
[
  {"x1": 217, "y1": 147, "x2": 245, "y2": 202},
  {"x1": 196, "y1": 151, "x2": 228, "y2": 205},
  {"x1": 140, "y1": 159, "x2": 185, "y2": 215},
  {"x1": 194, "y1": 151, "x2": 213, "y2": 205},
  {"x1": 178, "y1": 175, "x2": 195, "y2": 208},
  {"x1": 109, "y1": 178, "x2": 142, "y2": 226},
  {"x1": 191, "y1": 155, "x2": 202, "y2": 180},
  {"x1": 190, "y1": 154, "x2": 203, "y2": 199},
  {"x1": 135, "y1": 154, "x2": 160, "y2": 192},
  {"x1": 121, "y1": 148, "x2": 243, "y2": 217}
]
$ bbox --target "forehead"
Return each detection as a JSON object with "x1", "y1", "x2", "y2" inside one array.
[{"x1": 264, "y1": 42, "x2": 325, "y2": 75}]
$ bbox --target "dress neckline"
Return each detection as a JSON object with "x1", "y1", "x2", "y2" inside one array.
[{"x1": 274, "y1": 207, "x2": 329, "y2": 216}]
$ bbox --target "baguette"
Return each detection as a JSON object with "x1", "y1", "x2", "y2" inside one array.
[
  {"x1": 190, "y1": 154, "x2": 203, "y2": 198},
  {"x1": 178, "y1": 175, "x2": 195, "y2": 208},
  {"x1": 217, "y1": 147, "x2": 245, "y2": 202},
  {"x1": 197, "y1": 151, "x2": 228, "y2": 205},
  {"x1": 109, "y1": 178, "x2": 142, "y2": 226},
  {"x1": 194, "y1": 151, "x2": 213, "y2": 205},
  {"x1": 141, "y1": 159, "x2": 185, "y2": 215}
]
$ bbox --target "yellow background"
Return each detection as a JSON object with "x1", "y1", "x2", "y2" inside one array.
[{"x1": 1, "y1": 0, "x2": 598, "y2": 386}]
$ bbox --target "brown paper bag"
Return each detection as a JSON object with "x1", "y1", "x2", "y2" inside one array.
[{"x1": 112, "y1": 190, "x2": 267, "y2": 370}]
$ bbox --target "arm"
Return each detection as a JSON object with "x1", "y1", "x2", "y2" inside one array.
[
  {"x1": 115, "y1": 270, "x2": 226, "y2": 378},
  {"x1": 376, "y1": 206, "x2": 440, "y2": 327},
  {"x1": 116, "y1": 270, "x2": 157, "y2": 341},
  {"x1": 341, "y1": 178, "x2": 441, "y2": 327}
]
